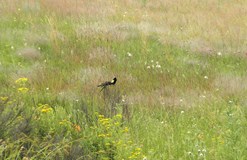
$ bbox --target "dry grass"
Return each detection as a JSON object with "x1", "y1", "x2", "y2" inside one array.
[
  {"x1": 214, "y1": 74, "x2": 247, "y2": 96},
  {"x1": 2, "y1": 0, "x2": 246, "y2": 55},
  {"x1": 1, "y1": 1, "x2": 246, "y2": 106},
  {"x1": 88, "y1": 47, "x2": 117, "y2": 65},
  {"x1": 16, "y1": 47, "x2": 41, "y2": 60}
]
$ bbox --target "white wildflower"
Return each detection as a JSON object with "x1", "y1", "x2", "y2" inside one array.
[
  {"x1": 187, "y1": 152, "x2": 193, "y2": 155},
  {"x1": 127, "y1": 52, "x2": 132, "y2": 57},
  {"x1": 201, "y1": 95, "x2": 206, "y2": 98},
  {"x1": 156, "y1": 64, "x2": 161, "y2": 68}
]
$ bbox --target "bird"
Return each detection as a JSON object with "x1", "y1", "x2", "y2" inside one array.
[{"x1": 97, "y1": 77, "x2": 117, "y2": 91}]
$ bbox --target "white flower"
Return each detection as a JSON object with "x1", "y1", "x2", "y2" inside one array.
[
  {"x1": 11, "y1": 46, "x2": 14, "y2": 50},
  {"x1": 143, "y1": 157, "x2": 148, "y2": 160},
  {"x1": 187, "y1": 152, "x2": 193, "y2": 155},
  {"x1": 151, "y1": 60, "x2": 154, "y2": 63},
  {"x1": 217, "y1": 52, "x2": 222, "y2": 56},
  {"x1": 181, "y1": 111, "x2": 184, "y2": 114},
  {"x1": 156, "y1": 64, "x2": 161, "y2": 68},
  {"x1": 201, "y1": 95, "x2": 206, "y2": 98},
  {"x1": 204, "y1": 76, "x2": 208, "y2": 79},
  {"x1": 147, "y1": 66, "x2": 150, "y2": 69},
  {"x1": 127, "y1": 52, "x2": 132, "y2": 57}
]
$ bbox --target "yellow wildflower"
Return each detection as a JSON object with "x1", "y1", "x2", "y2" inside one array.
[
  {"x1": 18, "y1": 87, "x2": 29, "y2": 93},
  {"x1": 98, "y1": 150, "x2": 105, "y2": 154},
  {"x1": 98, "y1": 114, "x2": 105, "y2": 118},
  {"x1": 98, "y1": 134, "x2": 106, "y2": 138},
  {"x1": 15, "y1": 77, "x2": 28, "y2": 84},
  {"x1": 41, "y1": 107, "x2": 52, "y2": 113},
  {"x1": 40, "y1": 104, "x2": 53, "y2": 113},
  {"x1": 0, "y1": 96, "x2": 8, "y2": 102},
  {"x1": 105, "y1": 133, "x2": 112, "y2": 137},
  {"x1": 105, "y1": 143, "x2": 110, "y2": 146},
  {"x1": 59, "y1": 119, "x2": 69, "y2": 125},
  {"x1": 115, "y1": 114, "x2": 122, "y2": 119},
  {"x1": 116, "y1": 140, "x2": 122, "y2": 146},
  {"x1": 123, "y1": 127, "x2": 129, "y2": 133}
]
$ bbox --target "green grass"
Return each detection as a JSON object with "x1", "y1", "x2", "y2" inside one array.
[{"x1": 0, "y1": 1, "x2": 247, "y2": 160}]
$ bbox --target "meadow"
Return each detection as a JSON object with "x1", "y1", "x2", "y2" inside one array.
[{"x1": 0, "y1": 0, "x2": 247, "y2": 159}]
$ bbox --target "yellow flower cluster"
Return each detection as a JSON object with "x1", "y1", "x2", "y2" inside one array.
[
  {"x1": 98, "y1": 133, "x2": 112, "y2": 138},
  {"x1": 38, "y1": 104, "x2": 53, "y2": 113},
  {"x1": 15, "y1": 77, "x2": 28, "y2": 85},
  {"x1": 18, "y1": 87, "x2": 29, "y2": 93},
  {"x1": 123, "y1": 127, "x2": 129, "y2": 133},
  {"x1": 15, "y1": 77, "x2": 29, "y2": 94},
  {"x1": 59, "y1": 119, "x2": 81, "y2": 132},
  {"x1": 0, "y1": 96, "x2": 8, "y2": 102},
  {"x1": 128, "y1": 148, "x2": 142, "y2": 159},
  {"x1": 59, "y1": 119, "x2": 70, "y2": 125},
  {"x1": 115, "y1": 114, "x2": 122, "y2": 119},
  {"x1": 98, "y1": 114, "x2": 111, "y2": 130},
  {"x1": 93, "y1": 113, "x2": 145, "y2": 159}
]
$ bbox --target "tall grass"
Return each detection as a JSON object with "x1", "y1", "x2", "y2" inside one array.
[{"x1": 0, "y1": 1, "x2": 247, "y2": 159}]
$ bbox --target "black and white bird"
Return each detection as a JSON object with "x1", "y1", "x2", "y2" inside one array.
[{"x1": 97, "y1": 77, "x2": 117, "y2": 91}]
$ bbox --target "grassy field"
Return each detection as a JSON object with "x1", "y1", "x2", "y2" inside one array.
[{"x1": 0, "y1": 1, "x2": 247, "y2": 159}]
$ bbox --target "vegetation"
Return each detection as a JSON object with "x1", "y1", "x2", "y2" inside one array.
[{"x1": 0, "y1": 1, "x2": 246, "y2": 159}]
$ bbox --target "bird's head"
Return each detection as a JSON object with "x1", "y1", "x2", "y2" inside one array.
[{"x1": 111, "y1": 77, "x2": 117, "y2": 84}]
